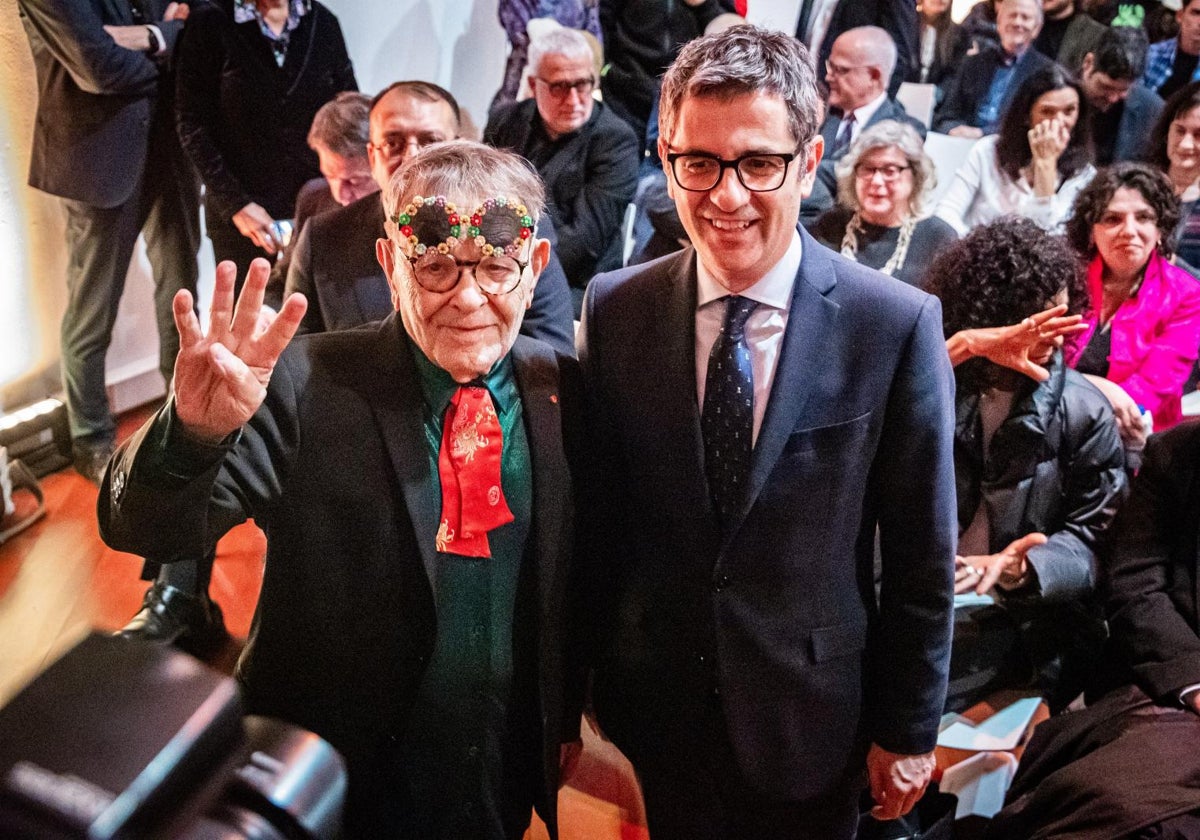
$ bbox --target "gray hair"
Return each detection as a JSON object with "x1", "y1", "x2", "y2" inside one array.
[
  {"x1": 659, "y1": 24, "x2": 820, "y2": 156},
  {"x1": 528, "y1": 27, "x2": 595, "y2": 78},
  {"x1": 383, "y1": 140, "x2": 545, "y2": 235},
  {"x1": 834, "y1": 120, "x2": 936, "y2": 215},
  {"x1": 846, "y1": 26, "x2": 898, "y2": 86},
  {"x1": 307, "y1": 91, "x2": 371, "y2": 159},
  {"x1": 997, "y1": 0, "x2": 1045, "y2": 24}
]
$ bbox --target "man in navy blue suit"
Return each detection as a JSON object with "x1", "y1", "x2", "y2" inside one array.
[{"x1": 579, "y1": 25, "x2": 957, "y2": 839}]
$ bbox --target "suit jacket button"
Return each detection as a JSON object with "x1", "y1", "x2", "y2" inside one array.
[{"x1": 712, "y1": 574, "x2": 731, "y2": 592}]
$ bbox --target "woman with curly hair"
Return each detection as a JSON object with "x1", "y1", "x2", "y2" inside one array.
[
  {"x1": 1144, "y1": 81, "x2": 1200, "y2": 268},
  {"x1": 1064, "y1": 162, "x2": 1200, "y2": 439},
  {"x1": 936, "y1": 65, "x2": 1095, "y2": 236},
  {"x1": 812, "y1": 120, "x2": 957, "y2": 289},
  {"x1": 927, "y1": 215, "x2": 1128, "y2": 712}
]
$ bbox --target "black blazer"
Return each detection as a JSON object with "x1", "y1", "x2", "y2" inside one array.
[
  {"x1": 283, "y1": 192, "x2": 577, "y2": 357},
  {"x1": 484, "y1": 99, "x2": 639, "y2": 291},
  {"x1": 934, "y1": 44, "x2": 1055, "y2": 134},
  {"x1": 579, "y1": 229, "x2": 957, "y2": 800},
  {"x1": 99, "y1": 319, "x2": 581, "y2": 838},
  {"x1": 19, "y1": 0, "x2": 185, "y2": 207}
]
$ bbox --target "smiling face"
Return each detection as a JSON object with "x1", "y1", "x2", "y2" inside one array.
[
  {"x1": 996, "y1": 0, "x2": 1043, "y2": 55},
  {"x1": 659, "y1": 91, "x2": 818, "y2": 293},
  {"x1": 376, "y1": 199, "x2": 550, "y2": 382},
  {"x1": 1092, "y1": 186, "x2": 1161, "y2": 278},
  {"x1": 1168, "y1": 106, "x2": 1200, "y2": 180},
  {"x1": 1029, "y1": 85, "x2": 1080, "y2": 132},
  {"x1": 854, "y1": 145, "x2": 915, "y2": 227}
]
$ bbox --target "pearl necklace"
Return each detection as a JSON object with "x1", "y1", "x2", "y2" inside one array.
[{"x1": 841, "y1": 212, "x2": 917, "y2": 277}]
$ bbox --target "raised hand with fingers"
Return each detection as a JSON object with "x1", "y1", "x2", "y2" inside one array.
[
  {"x1": 171, "y1": 259, "x2": 307, "y2": 443},
  {"x1": 946, "y1": 303, "x2": 1087, "y2": 381},
  {"x1": 955, "y1": 532, "x2": 1047, "y2": 595}
]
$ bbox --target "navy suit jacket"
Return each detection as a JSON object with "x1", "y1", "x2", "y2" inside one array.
[
  {"x1": 283, "y1": 191, "x2": 577, "y2": 357},
  {"x1": 579, "y1": 229, "x2": 957, "y2": 800},
  {"x1": 19, "y1": 0, "x2": 185, "y2": 208}
]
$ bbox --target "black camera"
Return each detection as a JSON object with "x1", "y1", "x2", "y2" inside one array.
[{"x1": 0, "y1": 634, "x2": 346, "y2": 839}]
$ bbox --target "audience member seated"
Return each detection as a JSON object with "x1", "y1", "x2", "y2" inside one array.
[
  {"x1": 987, "y1": 421, "x2": 1200, "y2": 839},
  {"x1": 1032, "y1": 0, "x2": 1105, "y2": 71},
  {"x1": 796, "y1": 0, "x2": 919, "y2": 98},
  {"x1": 1063, "y1": 163, "x2": 1200, "y2": 441},
  {"x1": 485, "y1": 27, "x2": 640, "y2": 313},
  {"x1": 1080, "y1": 26, "x2": 1161, "y2": 167},
  {"x1": 492, "y1": 0, "x2": 601, "y2": 111},
  {"x1": 1146, "y1": 81, "x2": 1200, "y2": 268},
  {"x1": 174, "y1": 0, "x2": 357, "y2": 276},
  {"x1": 915, "y1": 0, "x2": 966, "y2": 87},
  {"x1": 812, "y1": 26, "x2": 927, "y2": 218},
  {"x1": 284, "y1": 81, "x2": 575, "y2": 354},
  {"x1": 928, "y1": 216, "x2": 1128, "y2": 714},
  {"x1": 1142, "y1": 0, "x2": 1200, "y2": 100},
  {"x1": 934, "y1": 0, "x2": 1055, "y2": 138},
  {"x1": 937, "y1": 65, "x2": 1095, "y2": 235},
  {"x1": 812, "y1": 121, "x2": 957, "y2": 289},
  {"x1": 269, "y1": 91, "x2": 375, "y2": 306}
]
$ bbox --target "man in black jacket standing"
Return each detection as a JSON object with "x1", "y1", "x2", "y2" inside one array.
[{"x1": 17, "y1": 0, "x2": 200, "y2": 483}]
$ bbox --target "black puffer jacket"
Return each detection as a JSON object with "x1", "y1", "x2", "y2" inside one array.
[{"x1": 952, "y1": 353, "x2": 1129, "y2": 711}]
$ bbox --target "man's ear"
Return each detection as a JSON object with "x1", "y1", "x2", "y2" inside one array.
[
  {"x1": 525, "y1": 237, "x2": 551, "y2": 309},
  {"x1": 1081, "y1": 53, "x2": 1094, "y2": 76},
  {"x1": 658, "y1": 135, "x2": 676, "y2": 200},
  {"x1": 376, "y1": 236, "x2": 402, "y2": 310},
  {"x1": 799, "y1": 135, "x2": 824, "y2": 195}
]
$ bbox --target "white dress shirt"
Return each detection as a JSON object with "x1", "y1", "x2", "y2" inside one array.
[
  {"x1": 838, "y1": 91, "x2": 888, "y2": 148},
  {"x1": 695, "y1": 230, "x2": 803, "y2": 446}
]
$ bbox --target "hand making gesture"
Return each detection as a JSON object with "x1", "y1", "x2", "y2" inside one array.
[{"x1": 171, "y1": 259, "x2": 307, "y2": 443}]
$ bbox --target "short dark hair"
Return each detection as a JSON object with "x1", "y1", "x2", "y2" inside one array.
[
  {"x1": 1145, "y1": 80, "x2": 1200, "y2": 170},
  {"x1": 1089, "y1": 25, "x2": 1148, "y2": 81},
  {"x1": 1064, "y1": 162, "x2": 1181, "y2": 258},
  {"x1": 996, "y1": 65, "x2": 1093, "y2": 183},
  {"x1": 369, "y1": 81, "x2": 462, "y2": 130},
  {"x1": 927, "y1": 216, "x2": 1087, "y2": 389},
  {"x1": 307, "y1": 91, "x2": 371, "y2": 159}
]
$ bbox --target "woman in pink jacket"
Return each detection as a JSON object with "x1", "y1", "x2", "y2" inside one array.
[{"x1": 1064, "y1": 163, "x2": 1200, "y2": 450}]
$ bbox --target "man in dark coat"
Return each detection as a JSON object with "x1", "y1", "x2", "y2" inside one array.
[
  {"x1": 485, "y1": 26, "x2": 639, "y2": 313},
  {"x1": 1079, "y1": 26, "x2": 1163, "y2": 166},
  {"x1": 17, "y1": 0, "x2": 200, "y2": 481},
  {"x1": 935, "y1": 0, "x2": 1055, "y2": 136},
  {"x1": 101, "y1": 141, "x2": 582, "y2": 839},
  {"x1": 795, "y1": 0, "x2": 918, "y2": 97},
  {"x1": 580, "y1": 25, "x2": 956, "y2": 840},
  {"x1": 987, "y1": 421, "x2": 1200, "y2": 838}
]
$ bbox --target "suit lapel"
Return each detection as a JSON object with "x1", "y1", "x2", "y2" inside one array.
[
  {"x1": 100, "y1": 0, "x2": 134, "y2": 25},
  {"x1": 366, "y1": 316, "x2": 441, "y2": 584},
  {"x1": 511, "y1": 338, "x2": 568, "y2": 625},
  {"x1": 725, "y1": 229, "x2": 840, "y2": 541},
  {"x1": 658, "y1": 250, "x2": 715, "y2": 518}
]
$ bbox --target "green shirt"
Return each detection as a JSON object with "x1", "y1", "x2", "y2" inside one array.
[{"x1": 399, "y1": 347, "x2": 535, "y2": 839}]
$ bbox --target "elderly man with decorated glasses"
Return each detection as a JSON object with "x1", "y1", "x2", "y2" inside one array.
[{"x1": 99, "y1": 140, "x2": 583, "y2": 840}]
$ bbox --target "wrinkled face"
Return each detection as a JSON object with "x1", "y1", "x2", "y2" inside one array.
[
  {"x1": 1030, "y1": 86, "x2": 1080, "y2": 133},
  {"x1": 531, "y1": 52, "x2": 595, "y2": 139},
  {"x1": 1168, "y1": 106, "x2": 1200, "y2": 176},
  {"x1": 1179, "y1": 1, "x2": 1200, "y2": 55},
  {"x1": 854, "y1": 145, "x2": 915, "y2": 226},
  {"x1": 367, "y1": 92, "x2": 459, "y2": 190},
  {"x1": 315, "y1": 147, "x2": 377, "y2": 207},
  {"x1": 826, "y1": 36, "x2": 883, "y2": 112},
  {"x1": 1092, "y1": 186, "x2": 1161, "y2": 277},
  {"x1": 1080, "y1": 57, "x2": 1133, "y2": 112},
  {"x1": 376, "y1": 201, "x2": 550, "y2": 382},
  {"x1": 997, "y1": 0, "x2": 1043, "y2": 55},
  {"x1": 659, "y1": 91, "x2": 818, "y2": 293}
]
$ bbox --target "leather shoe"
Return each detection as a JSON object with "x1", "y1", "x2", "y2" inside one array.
[
  {"x1": 73, "y1": 440, "x2": 114, "y2": 487},
  {"x1": 117, "y1": 582, "x2": 228, "y2": 656}
]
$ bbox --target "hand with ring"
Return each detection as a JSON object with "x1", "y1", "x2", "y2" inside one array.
[{"x1": 955, "y1": 533, "x2": 1047, "y2": 595}]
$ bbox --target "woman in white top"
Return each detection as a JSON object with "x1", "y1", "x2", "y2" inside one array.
[{"x1": 936, "y1": 65, "x2": 1096, "y2": 236}]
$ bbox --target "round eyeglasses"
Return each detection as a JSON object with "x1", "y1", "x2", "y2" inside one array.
[
  {"x1": 666, "y1": 151, "x2": 797, "y2": 192},
  {"x1": 405, "y1": 252, "x2": 527, "y2": 295},
  {"x1": 854, "y1": 164, "x2": 912, "y2": 182},
  {"x1": 535, "y1": 77, "x2": 596, "y2": 99}
]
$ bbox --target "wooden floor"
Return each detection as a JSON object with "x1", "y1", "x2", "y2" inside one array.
[{"x1": 0, "y1": 403, "x2": 648, "y2": 839}]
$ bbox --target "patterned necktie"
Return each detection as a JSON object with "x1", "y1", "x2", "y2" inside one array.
[
  {"x1": 702, "y1": 296, "x2": 759, "y2": 526},
  {"x1": 436, "y1": 386, "x2": 513, "y2": 558},
  {"x1": 831, "y1": 111, "x2": 856, "y2": 157}
]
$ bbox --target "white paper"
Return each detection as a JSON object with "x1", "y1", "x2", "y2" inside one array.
[
  {"x1": 939, "y1": 751, "x2": 1019, "y2": 818},
  {"x1": 935, "y1": 697, "x2": 1041, "y2": 751}
]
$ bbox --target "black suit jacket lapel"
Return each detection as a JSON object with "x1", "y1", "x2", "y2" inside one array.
[
  {"x1": 726, "y1": 229, "x2": 840, "y2": 539},
  {"x1": 367, "y1": 316, "x2": 441, "y2": 585}
]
